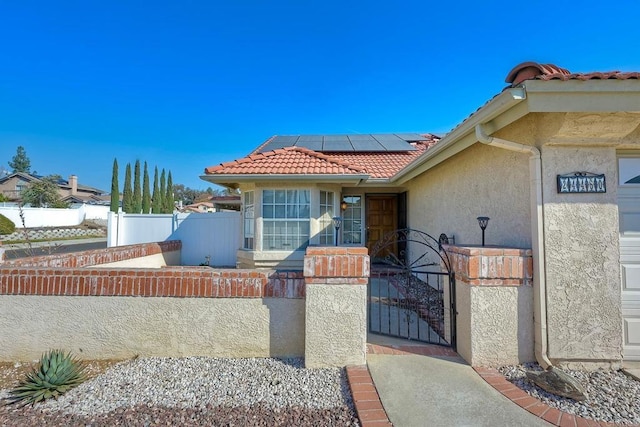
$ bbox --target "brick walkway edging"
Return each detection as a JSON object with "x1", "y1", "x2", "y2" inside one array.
[
  {"x1": 346, "y1": 365, "x2": 392, "y2": 427},
  {"x1": 474, "y1": 367, "x2": 638, "y2": 427}
]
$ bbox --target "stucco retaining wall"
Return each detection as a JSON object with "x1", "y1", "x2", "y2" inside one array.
[
  {"x1": 303, "y1": 246, "x2": 369, "y2": 368},
  {"x1": 447, "y1": 245, "x2": 534, "y2": 366},
  {"x1": 0, "y1": 296, "x2": 304, "y2": 360}
]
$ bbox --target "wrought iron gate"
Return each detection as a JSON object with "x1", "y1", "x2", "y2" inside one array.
[{"x1": 368, "y1": 229, "x2": 456, "y2": 349}]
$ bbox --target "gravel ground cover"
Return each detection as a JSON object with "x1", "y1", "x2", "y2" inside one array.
[
  {"x1": 0, "y1": 357, "x2": 359, "y2": 426},
  {"x1": 499, "y1": 363, "x2": 640, "y2": 425}
]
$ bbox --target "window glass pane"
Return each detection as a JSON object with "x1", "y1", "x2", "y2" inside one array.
[
  {"x1": 263, "y1": 205, "x2": 274, "y2": 218},
  {"x1": 263, "y1": 190, "x2": 274, "y2": 203},
  {"x1": 275, "y1": 190, "x2": 286, "y2": 203},
  {"x1": 287, "y1": 204, "x2": 298, "y2": 218}
]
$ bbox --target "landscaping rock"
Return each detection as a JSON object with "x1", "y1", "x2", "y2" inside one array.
[{"x1": 525, "y1": 366, "x2": 587, "y2": 401}]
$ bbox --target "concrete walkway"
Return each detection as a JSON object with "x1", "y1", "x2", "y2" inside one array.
[{"x1": 366, "y1": 336, "x2": 549, "y2": 427}]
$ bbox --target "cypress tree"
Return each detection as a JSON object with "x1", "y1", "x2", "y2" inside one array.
[
  {"x1": 152, "y1": 166, "x2": 161, "y2": 214},
  {"x1": 110, "y1": 158, "x2": 119, "y2": 213},
  {"x1": 164, "y1": 171, "x2": 174, "y2": 213},
  {"x1": 122, "y1": 163, "x2": 133, "y2": 213},
  {"x1": 159, "y1": 169, "x2": 167, "y2": 214},
  {"x1": 133, "y1": 159, "x2": 142, "y2": 213},
  {"x1": 142, "y1": 161, "x2": 151, "y2": 214}
]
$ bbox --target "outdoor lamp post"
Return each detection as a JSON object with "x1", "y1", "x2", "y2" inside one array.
[
  {"x1": 477, "y1": 216, "x2": 490, "y2": 247},
  {"x1": 332, "y1": 216, "x2": 342, "y2": 246}
]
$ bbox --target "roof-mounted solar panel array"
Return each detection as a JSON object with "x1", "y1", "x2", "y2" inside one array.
[{"x1": 258, "y1": 134, "x2": 423, "y2": 153}]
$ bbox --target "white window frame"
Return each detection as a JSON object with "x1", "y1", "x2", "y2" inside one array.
[
  {"x1": 319, "y1": 190, "x2": 335, "y2": 245},
  {"x1": 262, "y1": 189, "x2": 310, "y2": 251},
  {"x1": 341, "y1": 194, "x2": 364, "y2": 245},
  {"x1": 243, "y1": 191, "x2": 255, "y2": 249}
]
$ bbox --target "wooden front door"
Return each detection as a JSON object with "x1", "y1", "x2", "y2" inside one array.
[{"x1": 366, "y1": 195, "x2": 398, "y2": 259}]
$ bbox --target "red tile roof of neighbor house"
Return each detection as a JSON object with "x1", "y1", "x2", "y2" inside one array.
[
  {"x1": 204, "y1": 135, "x2": 439, "y2": 179},
  {"x1": 506, "y1": 61, "x2": 640, "y2": 86}
]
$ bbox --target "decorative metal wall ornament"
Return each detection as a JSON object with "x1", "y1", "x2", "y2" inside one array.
[{"x1": 557, "y1": 172, "x2": 606, "y2": 194}]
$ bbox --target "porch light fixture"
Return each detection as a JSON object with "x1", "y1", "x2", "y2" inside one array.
[
  {"x1": 340, "y1": 200, "x2": 348, "y2": 211},
  {"x1": 332, "y1": 216, "x2": 342, "y2": 246},
  {"x1": 477, "y1": 216, "x2": 490, "y2": 247}
]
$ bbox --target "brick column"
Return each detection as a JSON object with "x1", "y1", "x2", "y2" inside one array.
[
  {"x1": 303, "y1": 246, "x2": 369, "y2": 368},
  {"x1": 445, "y1": 245, "x2": 534, "y2": 367}
]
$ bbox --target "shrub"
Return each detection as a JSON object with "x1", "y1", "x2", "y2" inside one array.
[
  {"x1": 0, "y1": 213, "x2": 15, "y2": 235},
  {"x1": 7, "y1": 350, "x2": 87, "y2": 406}
]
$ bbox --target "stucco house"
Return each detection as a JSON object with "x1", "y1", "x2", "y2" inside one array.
[
  {"x1": 0, "y1": 173, "x2": 108, "y2": 204},
  {"x1": 201, "y1": 62, "x2": 640, "y2": 369}
]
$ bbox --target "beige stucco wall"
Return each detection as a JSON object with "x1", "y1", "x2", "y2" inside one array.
[
  {"x1": 304, "y1": 284, "x2": 367, "y2": 368},
  {"x1": 456, "y1": 282, "x2": 534, "y2": 367},
  {"x1": 92, "y1": 250, "x2": 181, "y2": 268},
  {"x1": 541, "y1": 146, "x2": 623, "y2": 366},
  {"x1": 406, "y1": 142, "x2": 531, "y2": 248},
  {"x1": 0, "y1": 296, "x2": 304, "y2": 361}
]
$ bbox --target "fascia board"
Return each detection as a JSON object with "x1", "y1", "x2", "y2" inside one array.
[
  {"x1": 199, "y1": 174, "x2": 368, "y2": 185},
  {"x1": 525, "y1": 80, "x2": 640, "y2": 112}
]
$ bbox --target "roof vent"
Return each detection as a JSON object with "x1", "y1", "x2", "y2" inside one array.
[{"x1": 505, "y1": 62, "x2": 571, "y2": 86}]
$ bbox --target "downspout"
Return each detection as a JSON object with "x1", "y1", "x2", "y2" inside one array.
[{"x1": 475, "y1": 124, "x2": 552, "y2": 369}]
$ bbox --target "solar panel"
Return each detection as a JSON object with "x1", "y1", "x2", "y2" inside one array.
[
  {"x1": 349, "y1": 135, "x2": 385, "y2": 151},
  {"x1": 272, "y1": 135, "x2": 299, "y2": 143},
  {"x1": 371, "y1": 134, "x2": 417, "y2": 151},
  {"x1": 257, "y1": 133, "x2": 419, "y2": 154},
  {"x1": 319, "y1": 135, "x2": 351, "y2": 151},
  {"x1": 395, "y1": 133, "x2": 426, "y2": 141},
  {"x1": 298, "y1": 135, "x2": 323, "y2": 142},
  {"x1": 258, "y1": 135, "x2": 300, "y2": 152}
]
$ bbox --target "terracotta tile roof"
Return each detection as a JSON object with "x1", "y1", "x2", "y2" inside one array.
[
  {"x1": 506, "y1": 61, "x2": 640, "y2": 86},
  {"x1": 204, "y1": 147, "x2": 368, "y2": 176},
  {"x1": 329, "y1": 139, "x2": 437, "y2": 179},
  {"x1": 204, "y1": 134, "x2": 440, "y2": 180}
]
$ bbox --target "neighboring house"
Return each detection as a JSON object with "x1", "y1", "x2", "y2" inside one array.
[
  {"x1": 201, "y1": 61, "x2": 640, "y2": 368},
  {"x1": 0, "y1": 173, "x2": 108, "y2": 205},
  {"x1": 181, "y1": 196, "x2": 241, "y2": 213}
]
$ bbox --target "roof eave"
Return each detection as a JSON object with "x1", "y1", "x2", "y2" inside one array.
[
  {"x1": 392, "y1": 87, "x2": 528, "y2": 184},
  {"x1": 200, "y1": 173, "x2": 370, "y2": 189}
]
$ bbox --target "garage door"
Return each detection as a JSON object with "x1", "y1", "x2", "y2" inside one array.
[{"x1": 619, "y1": 157, "x2": 640, "y2": 361}]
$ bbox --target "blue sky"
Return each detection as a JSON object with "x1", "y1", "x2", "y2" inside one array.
[{"x1": 1, "y1": 1, "x2": 639, "y2": 192}]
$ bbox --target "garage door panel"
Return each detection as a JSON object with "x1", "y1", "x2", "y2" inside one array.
[
  {"x1": 622, "y1": 264, "x2": 640, "y2": 292},
  {"x1": 623, "y1": 310, "x2": 640, "y2": 358},
  {"x1": 619, "y1": 181, "x2": 640, "y2": 361}
]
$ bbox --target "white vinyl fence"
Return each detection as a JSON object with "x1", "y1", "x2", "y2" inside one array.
[
  {"x1": 0, "y1": 204, "x2": 110, "y2": 228},
  {"x1": 107, "y1": 212, "x2": 241, "y2": 267}
]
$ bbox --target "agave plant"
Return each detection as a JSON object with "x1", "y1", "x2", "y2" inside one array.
[{"x1": 7, "y1": 350, "x2": 87, "y2": 406}]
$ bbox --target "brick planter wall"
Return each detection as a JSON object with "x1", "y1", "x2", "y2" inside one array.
[{"x1": 1, "y1": 241, "x2": 181, "y2": 268}]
